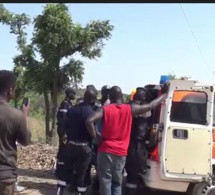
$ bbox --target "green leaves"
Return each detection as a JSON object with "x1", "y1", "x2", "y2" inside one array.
[
  {"x1": 168, "y1": 73, "x2": 189, "y2": 80},
  {"x1": 31, "y1": 3, "x2": 114, "y2": 90},
  {"x1": 62, "y1": 58, "x2": 85, "y2": 87},
  {"x1": 0, "y1": 4, "x2": 13, "y2": 25},
  {"x1": 33, "y1": 4, "x2": 114, "y2": 61},
  {"x1": 0, "y1": 4, "x2": 30, "y2": 50},
  {"x1": 33, "y1": 3, "x2": 73, "y2": 61},
  {"x1": 1, "y1": 2, "x2": 114, "y2": 100}
]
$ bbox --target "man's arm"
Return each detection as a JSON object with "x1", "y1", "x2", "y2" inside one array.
[
  {"x1": 85, "y1": 107, "x2": 104, "y2": 140},
  {"x1": 16, "y1": 112, "x2": 31, "y2": 146},
  {"x1": 131, "y1": 93, "x2": 167, "y2": 116},
  {"x1": 132, "y1": 82, "x2": 170, "y2": 116}
]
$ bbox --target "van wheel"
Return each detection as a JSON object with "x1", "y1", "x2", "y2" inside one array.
[{"x1": 187, "y1": 182, "x2": 215, "y2": 195}]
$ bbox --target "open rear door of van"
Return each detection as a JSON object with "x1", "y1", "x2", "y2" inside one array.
[{"x1": 159, "y1": 80, "x2": 214, "y2": 182}]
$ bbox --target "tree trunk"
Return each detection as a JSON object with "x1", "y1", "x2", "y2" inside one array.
[
  {"x1": 50, "y1": 79, "x2": 58, "y2": 143},
  {"x1": 44, "y1": 91, "x2": 50, "y2": 143}
]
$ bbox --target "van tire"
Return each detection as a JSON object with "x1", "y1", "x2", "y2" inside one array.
[{"x1": 186, "y1": 182, "x2": 215, "y2": 195}]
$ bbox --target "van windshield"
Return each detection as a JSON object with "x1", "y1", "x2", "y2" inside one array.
[{"x1": 170, "y1": 91, "x2": 207, "y2": 125}]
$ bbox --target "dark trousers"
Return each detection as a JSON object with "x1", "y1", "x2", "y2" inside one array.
[
  {"x1": 85, "y1": 164, "x2": 91, "y2": 186},
  {"x1": 55, "y1": 143, "x2": 72, "y2": 184},
  {"x1": 0, "y1": 181, "x2": 15, "y2": 195},
  {"x1": 63, "y1": 143, "x2": 92, "y2": 193},
  {"x1": 97, "y1": 152, "x2": 126, "y2": 195},
  {"x1": 92, "y1": 144, "x2": 100, "y2": 191},
  {"x1": 125, "y1": 141, "x2": 148, "y2": 190}
]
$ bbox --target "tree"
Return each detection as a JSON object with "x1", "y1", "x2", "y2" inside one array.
[
  {"x1": 0, "y1": 4, "x2": 13, "y2": 25},
  {"x1": 29, "y1": 3, "x2": 114, "y2": 141},
  {"x1": 0, "y1": 4, "x2": 31, "y2": 108},
  {"x1": 168, "y1": 73, "x2": 177, "y2": 80},
  {"x1": 13, "y1": 66, "x2": 26, "y2": 108},
  {"x1": 4, "y1": 3, "x2": 114, "y2": 143},
  {"x1": 168, "y1": 73, "x2": 190, "y2": 80}
]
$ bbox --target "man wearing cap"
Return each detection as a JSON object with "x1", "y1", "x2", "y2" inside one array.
[
  {"x1": 125, "y1": 87, "x2": 151, "y2": 195},
  {"x1": 55, "y1": 87, "x2": 76, "y2": 192},
  {"x1": 57, "y1": 88, "x2": 76, "y2": 145}
]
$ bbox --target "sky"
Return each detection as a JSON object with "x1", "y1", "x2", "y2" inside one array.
[{"x1": 1, "y1": 3, "x2": 215, "y2": 93}]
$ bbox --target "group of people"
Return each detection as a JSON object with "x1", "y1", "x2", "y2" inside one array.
[
  {"x1": 55, "y1": 83, "x2": 169, "y2": 195},
  {"x1": 0, "y1": 69, "x2": 169, "y2": 195}
]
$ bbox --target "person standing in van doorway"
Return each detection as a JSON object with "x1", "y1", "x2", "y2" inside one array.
[
  {"x1": 86, "y1": 85, "x2": 169, "y2": 195},
  {"x1": 125, "y1": 87, "x2": 151, "y2": 195},
  {"x1": 0, "y1": 70, "x2": 31, "y2": 195}
]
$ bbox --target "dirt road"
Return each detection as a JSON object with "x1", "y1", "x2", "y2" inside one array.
[
  {"x1": 16, "y1": 144, "x2": 185, "y2": 195},
  {"x1": 17, "y1": 171, "x2": 185, "y2": 195}
]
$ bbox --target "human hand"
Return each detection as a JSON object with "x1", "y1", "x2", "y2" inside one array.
[
  {"x1": 96, "y1": 133, "x2": 102, "y2": 145},
  {"x1": 22, "y1": 99, "x2": 30, "y2": 116},
  {"x1": 161, "y1": 82, "x2": 170, "y2": 94}
]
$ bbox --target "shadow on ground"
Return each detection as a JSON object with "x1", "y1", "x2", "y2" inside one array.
[
  {"x1": 18, "y1": 181, "x2": 57, "y2": 195},
  {"x1": 18, "y1": 168, "x2": 55, "y2": 180},
  {"x1": 18, "y1": 170, "x2": 185, "y2": 195},
  {"x1": 19, "y1": 181, "x2": 184, "y2": 195}
]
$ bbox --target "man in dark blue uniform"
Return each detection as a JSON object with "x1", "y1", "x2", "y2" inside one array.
[
  {"x1": 72, "y1": 85, "x2": 99, "y2": 189},
  {"x1": 61, "y1": 87, "x2": 98, "y2": 195},
  {"x1": 55, "y1": 87, "x2": 75, "y2": 194},
  {"x1": 125, "y1": 87, "x2": 151, "y2": 195},
  {"x1": 57, "y1": 88, "x2": 76, "y2": 147},
  {"x1": 84, "y1": 85, "x2": 100, "y2": 187}
]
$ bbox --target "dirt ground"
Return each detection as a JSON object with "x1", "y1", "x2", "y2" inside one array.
[
  {"x1": 16, "y1": 171, "x2": 184, "y2": 195},
  {"x1": 16, "y1": 143, "x2": 184, "y2": 195}
]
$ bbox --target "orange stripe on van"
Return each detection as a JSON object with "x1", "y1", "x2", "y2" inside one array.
[{"x1": 173, "y1": 91, "x2": 199, "y2": 102}]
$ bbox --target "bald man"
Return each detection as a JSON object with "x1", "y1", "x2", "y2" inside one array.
[{"x1": 57, "y1": 88, "x2": 98, "y2": 195}]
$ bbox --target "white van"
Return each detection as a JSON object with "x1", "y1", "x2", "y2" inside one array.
[{"x1": 142, "y1": 79, "x2": 215, "y2": 195}]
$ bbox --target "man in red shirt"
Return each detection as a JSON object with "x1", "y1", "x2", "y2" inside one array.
[{"x1": 86, "y1": 85, "x2": 168, "y2": 195}]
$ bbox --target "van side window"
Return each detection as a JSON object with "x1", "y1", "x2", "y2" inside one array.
[{"x1": 170, "y1": 91, "x2": 207, "y2": 125}]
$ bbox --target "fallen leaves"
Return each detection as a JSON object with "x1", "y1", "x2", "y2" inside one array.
[{"x1": 17, "y1": 142, "x2": 57, "y2": 170}]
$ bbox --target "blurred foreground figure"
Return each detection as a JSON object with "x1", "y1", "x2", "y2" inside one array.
[{"x1": 0, "y1": 70, "x2": 31, "y2": 195}]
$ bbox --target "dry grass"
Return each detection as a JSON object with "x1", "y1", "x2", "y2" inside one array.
[
  {"x1": 29, "y1": 118, "x2": 58, "y2": 145},
  {"x1": 29, "y1": 118, "x2": 46, "y2": 143}
]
